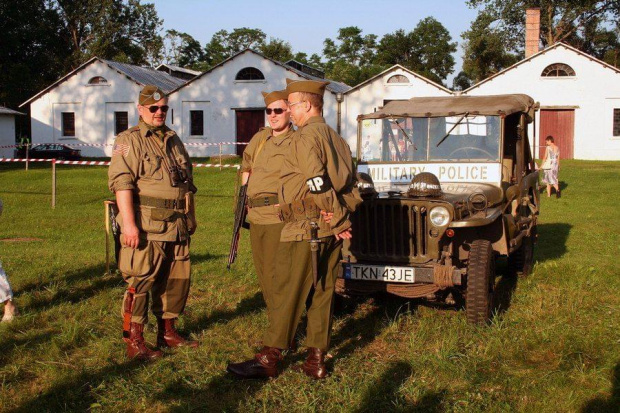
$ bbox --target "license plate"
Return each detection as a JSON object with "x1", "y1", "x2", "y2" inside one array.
[{"x1": 343, "y1": 263, "x2": 416, "y2": 284}]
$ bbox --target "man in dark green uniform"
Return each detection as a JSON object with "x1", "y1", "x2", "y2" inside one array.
[
  {"x1": 240, "y1": 90, "x2": 294, "y2": 336},
  {"x1": 227, "y1": 79, "x2": 360, "y2": 379},
  {"x1": 108, "y1": 85, "x2": 198, "y2": 360}
]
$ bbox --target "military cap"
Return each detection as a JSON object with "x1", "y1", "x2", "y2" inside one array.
[
  {"x1": 139, "y1": 85, "x2": 166, "y2": 105},
  {"x1": 262, "y1": 90, "x2": 288, "y2": 106},
  {"x1": 285, "y1": 78, "x2": 330, "y2": 97}
]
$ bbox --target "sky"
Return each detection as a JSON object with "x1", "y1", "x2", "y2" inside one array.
[{"x1": 149, "y1": 0, "x2": 481, "y2": 84}]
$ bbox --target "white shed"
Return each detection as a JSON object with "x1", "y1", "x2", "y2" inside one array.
[
  {"x1": 168, "y1": 49, "x2": 350, "y2": 157},
  {"x1": 0, "y1": 107, "x2": 24, "y2": 158},
  {"x1": 20, "y1": 57, "x2": 187, "y2": 157},
  {"x1": 464, "y1": 42, "x2": 620, "y2": 160},
  {"x1": 341, "y1": 65, "x2": 453, "y2": 156}
]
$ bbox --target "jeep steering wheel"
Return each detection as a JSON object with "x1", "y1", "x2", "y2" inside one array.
[{"x1": 448, "y1": 147, "x2": 494, "y2": 160}]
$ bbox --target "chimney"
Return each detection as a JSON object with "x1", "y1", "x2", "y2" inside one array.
[{"x1": 525, "y1": 8, "x2": 541, "y2": 58}]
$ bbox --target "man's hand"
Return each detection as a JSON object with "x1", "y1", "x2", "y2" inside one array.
[
  {"x1": 321, "y1": 210, "x2": 334, "y2": 224},
  {"x1": 335, "y1": 228, "x2": 352, "y2": 240},
  {"x1": 123, "y1": 224, "x2": 140, "y2": 249}
]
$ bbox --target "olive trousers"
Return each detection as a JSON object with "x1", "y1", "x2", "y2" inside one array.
[
  {"x1": 120, "y1": 240, "x2": 191, "y2": 324},
  {"x1": 263, "y1": 236, "x2": 342, "y2": 351},
  {"x1": 249, "y1": 222, "x2": 285, "y2": 325}
]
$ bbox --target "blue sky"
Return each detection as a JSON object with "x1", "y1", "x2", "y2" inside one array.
[{"x1": 150, "y1": 0, "x2": 480, "y2": 82}]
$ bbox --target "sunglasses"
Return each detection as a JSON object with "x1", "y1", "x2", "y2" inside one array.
[
  {"x1": 265, "y1": 108, "x2": 285, "y2": 115},
  {"x1": 147, "y1": 105, "x2": 169, "y2": 113}
]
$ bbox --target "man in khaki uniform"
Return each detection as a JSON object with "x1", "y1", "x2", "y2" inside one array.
[
  {"x1": 239, "y1": 90, "x2": 294, "y2": 334},
  {"x1": 108, "y1": 85, "x2": 198, "y2": 360},
  {"x1": 228, "y1": 79, "x2": 360, "y2": 379}
]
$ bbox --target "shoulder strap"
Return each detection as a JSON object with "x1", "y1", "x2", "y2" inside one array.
[{"x1": 252, "y1": 133, "x2": 270, "y2": 168}]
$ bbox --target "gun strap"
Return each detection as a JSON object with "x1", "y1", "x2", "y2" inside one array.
[
  {"x1": 252, "y1": 135, "x2": 269, "y2": 168},
  {"x1": 144, "y1": 134, "x2": 174, "y2": 174}
]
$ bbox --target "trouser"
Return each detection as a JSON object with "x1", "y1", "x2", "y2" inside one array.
[
  {"x1": 249, "y1": 222, "x2": 285, "y2": 326},
  {"x1": 263, "y1": 236, "x2": 342, "y2": 351},
  {"x1": 120, "y1": 239, "x2": 191, "y2": 324}
]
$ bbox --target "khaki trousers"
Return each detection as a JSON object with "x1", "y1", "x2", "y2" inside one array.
[
  {"x1": 120, "y1": 240, "x2": 191, "y2": 324},
  {"x1": 263, "y1": 236, "x2": 342, "y2": 351},
  {"x1": 250, "y1": 222, "x2": 285, "y2": 325}
]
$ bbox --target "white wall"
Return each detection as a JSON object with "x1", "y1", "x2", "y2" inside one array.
[
  {"x1": 342, "y1": 67, "x2": 452, "y2": 156},
  {"x1": 29, "y1": 60, "x2": 142, "y2": 157},
  {"x1": 0, "y1": 116, "x2": 16, "y2": 158},
  {"x1": 465, "y1": 45, "x2": 620, "y2": 160},
  {"x1": 168, "y1": 51, "x2": 341, "y2": 157}
]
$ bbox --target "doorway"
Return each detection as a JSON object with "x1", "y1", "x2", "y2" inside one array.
[
  {"x1": 235, "y1": 110, "x2": 265, "y2": 156},
  {"x1": 539, "y1": 109, "x2": 574, "y2": 159}
]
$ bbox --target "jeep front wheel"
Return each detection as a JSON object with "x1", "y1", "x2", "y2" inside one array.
[
  {"x1": 465, "y1": 240, "x2": 495, "y2": 325},
  {"x1": 508, "y1": 228, "x2": 535, "y2": 277}
]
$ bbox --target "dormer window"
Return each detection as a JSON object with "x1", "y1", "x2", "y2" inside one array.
[
  {"x1": 88, "y1": 76, "x2": 108, "y2": 85},
  {"x1": 541, "y1": 63, "x2": 576, "y2": 77},
  {"x1": 387, "y1": 74, "x2": 409, "y2": 83},
  {"x1": 235, "y1": 67, "x2": 265, "y2": 81}
]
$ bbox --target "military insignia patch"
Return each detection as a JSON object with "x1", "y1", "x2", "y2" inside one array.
[
  {"x1": 112, "y1": 143, "x2": 130, "y2": 157},
  {"x1": 153, "y1": 92, "x2": 161, "y2": 101}
]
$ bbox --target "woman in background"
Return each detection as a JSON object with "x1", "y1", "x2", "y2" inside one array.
[
  {"x1": 541, "y1": 135, "x2": 561, "y2": 198},
  {"x1": 0, "y1": 199, "x2": 18, "y2": 322}
]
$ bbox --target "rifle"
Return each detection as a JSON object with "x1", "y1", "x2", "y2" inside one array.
[{"x1": 227, "y1": 184, "x2": 249, "y2": 269}]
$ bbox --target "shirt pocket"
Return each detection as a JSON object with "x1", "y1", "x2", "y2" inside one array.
[
  {"x1": 141, "y1": 152, "x2": 163, "y2": 180},
  {"x1": 135, "y1": 209, "x2": 167, "y2": 234}
]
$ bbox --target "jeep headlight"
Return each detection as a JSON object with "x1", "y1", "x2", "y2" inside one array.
[{"x1": 429, "y1": 206, "x2": 450, "y2": 227}]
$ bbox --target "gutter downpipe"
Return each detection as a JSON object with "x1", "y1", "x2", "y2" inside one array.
[{"x1": 336, "y1": 92, "x2": 343, "y2": 135}]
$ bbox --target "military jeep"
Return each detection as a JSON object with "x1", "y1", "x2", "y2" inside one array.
[{"x1": 338, "y1": 94, "x2": 540, "y2": 324}]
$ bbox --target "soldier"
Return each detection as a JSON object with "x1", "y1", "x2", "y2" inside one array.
[
  {"x1": 108, "y1": 85, "x2": 198, "y2": 360},
  {"x1": 227, "y1": 79, "x2": 360, "y2": 379},
  {"x1": 240, "y1": 90, "x2": 294, "y2": 341}
]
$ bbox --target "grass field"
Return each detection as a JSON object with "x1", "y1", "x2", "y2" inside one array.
[{"x1": 0, "y1": 160, "x2": 619, "y2": 412}]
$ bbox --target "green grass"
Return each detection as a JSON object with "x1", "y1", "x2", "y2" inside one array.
[{"x1": 0, "y1": 160, "x2": 618, "y2": 412}]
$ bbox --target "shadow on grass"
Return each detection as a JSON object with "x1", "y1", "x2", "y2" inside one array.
[
  {"x1": 535, "y1": 223, "x2": 572, "y2": 263},
  {"x1": 581, "y1": 362, "x2": 620, "y2": 413},
  {"x1": 8, "y1": 360, "x2": 144, "y2": 413},
  {"x1": 352, "y1": 361, "x2": 446, "y2": 413},
  {"x1": 191, "y1": 252, "x2": 226, "y2": 265},
  {"x1": 492, "y1": 258, "x2": 519, "y2": 317}
]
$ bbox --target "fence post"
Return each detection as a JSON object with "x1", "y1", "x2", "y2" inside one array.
[
  {"x1": 219, "y1": 143, "x2": 223, "y2": 171},
  {"x1": 51, "y1": 159, "x2": 56, "y2": 209},
  {"x1": 25, "y1": 144, "x2": 29, "y2": 171}
]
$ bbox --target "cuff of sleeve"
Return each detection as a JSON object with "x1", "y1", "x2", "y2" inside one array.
[
  {"x1": 110, "y1": 182, "x2": 135, "y2": 192},
  {"x1": 331, "y1": 220, "x2": 351, "y2": 236}
]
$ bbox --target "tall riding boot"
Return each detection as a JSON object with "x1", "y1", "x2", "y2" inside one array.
[
  {"x1": 126, "y1": 322, "x2": 163, "y2": 360},
  {"x1": 299, "y1": 347, "x2": 328, "y2": 379},
  {"x1": 227, "y1": 346, "x2": 283, "y2": 379},
  {"x1": 157, "y1": 318, "x2": 199, "y2": 348}
]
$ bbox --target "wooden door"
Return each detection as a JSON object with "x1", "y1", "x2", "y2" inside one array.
[
  {"x1": 235, "y1": 110, "x2": 265, "y2": 156},
  {"x1": 539, "y1": 109, "x2": 574, "y2": 159}
]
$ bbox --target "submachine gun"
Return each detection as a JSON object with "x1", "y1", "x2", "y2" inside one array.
[{"x1": 227, "y1": 183, "x2": 249, "y2": 269}]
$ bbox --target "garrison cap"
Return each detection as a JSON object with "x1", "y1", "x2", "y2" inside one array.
[
  {"x1": 139, "y1": 85, "x2": 166, "y2": 105},
  {"x1": 285, "y1": 78, "x2": 330, "y2": 97},
  {"x1": 262, "y1": 90, "x2": 288, "y2": 106}
]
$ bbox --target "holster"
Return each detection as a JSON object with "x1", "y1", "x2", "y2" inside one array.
[{"x1": 185, "y1": 192, "x2": 197, "y2": 235}]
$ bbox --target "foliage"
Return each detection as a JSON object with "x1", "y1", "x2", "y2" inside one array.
[
  {"x1": 204, "y1": 28, "x2": 267, "y2": 67},
  {"x1": 161, "y1": 30, "x2": 205, "y2": 71},
  {"x1": 258, "y1": 38, "x2": 294, "y2": 63},
  {"x1": 0, "y1": 160, "x2": 619, "y2": 411}
]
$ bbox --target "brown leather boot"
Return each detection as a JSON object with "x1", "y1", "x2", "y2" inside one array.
[
  {"x1": 299, "y1": 347, "x2": 328, "y2": 379},
  {"x1": 157, "y1": 318, "x2": 199, "y2": 348},
  {"x1": 227, "y1": 346, "x2": 283, "y2": 379},
  {"x1": 126, "y1": 322, "x2": 163, "y2": 360}
]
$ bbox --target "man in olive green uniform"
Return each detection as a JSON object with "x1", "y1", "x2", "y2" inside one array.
[
  {"x1": 108, "y1": 85, "x2": 198, "y2": 360},
  {"x1": 228, "y1": 79, "x2": 360, "y2": 379},
  {"x1": 240, "y1": 90, "x2": 294, "y2": 332}
]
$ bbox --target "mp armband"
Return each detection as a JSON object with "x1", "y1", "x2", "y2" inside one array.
[{"x1": 306, "y1": 175, "x2": 331, "y2": 194}]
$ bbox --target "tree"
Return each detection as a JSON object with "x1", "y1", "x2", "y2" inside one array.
[
  {"x1": 204, "y1": 28, "x2": 266, "y2": 66},
  {"x1": 322, "y1": 27, "x2": 379, "y2": 84},
  {"x1": 259, "y1": 38, "x2": 294, "y2": 62},
  {"x1": 453, "y1": 71, "x2": 474, "y2": 91},
  {"x1": 162, "y1": 29, "x2": 204, "y2": 70}
]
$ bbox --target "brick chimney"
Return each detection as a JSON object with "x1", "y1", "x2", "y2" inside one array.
[{"x1": 525, "y1": 8, "x2": 541, "y2": 58}]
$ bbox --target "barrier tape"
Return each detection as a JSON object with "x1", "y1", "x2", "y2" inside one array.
[
  {"x1": 0, "y1": 141, "x2": 250, "y2": 149},
  {"x1": 0, "y1": 158, "x2": 240, "y2": 169}
]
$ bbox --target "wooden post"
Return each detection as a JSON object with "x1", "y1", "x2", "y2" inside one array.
[
  {"x1": 219, "y1": 143, "x2": 223, "y2": 171},
  {"x1": 25, "y1": 144, "x2": 29, "y2": 171},
  {"x1": 104, "y1": 201, "x2": 111, "y2": 275},
  {"x1": 51, "y1": 159, "x2": 56, "y2": 209}
]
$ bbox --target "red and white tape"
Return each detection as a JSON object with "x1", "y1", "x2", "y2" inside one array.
[
  {"x1": 1, "y1": 158, "x2": 240, "y2": 169},
  {"x1": 1, "y1": 141, "x2": 249, "y2": 149}
]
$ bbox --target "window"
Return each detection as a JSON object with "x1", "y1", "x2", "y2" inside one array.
[
  {"x1": 190, "y1": 110, "x2": 204, "y2": 136},
  {"x1": 88, "y1": 76, "x2": 108, "y2": 85},
  {"x1": 62, "y1": 112, "x2": 75, "y2": 136},
  {"x1": 387, "y1": 75, "x2": 409, "y2": 83},
  {"x1": 235, "y1": 67, "x2": 265, "y2": 81},
  {"x1": 614, "y1": 109, "x2": 620, "y2": 137},
  {"x1": 114, "y1": 111, "x2": 129, "y2": 135},
  {"x1": 541, "y1": 63, "x2": 576, "y2": 77}
]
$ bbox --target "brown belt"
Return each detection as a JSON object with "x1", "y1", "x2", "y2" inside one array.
[
  {"x1": 134, "y1": 195, "x2": 186, "y2": 210},
  {"x1": 279, "y1": 197, "x2": 320, "y2": 223},
  {"x1": 248, "y1": 195, "x2": 279, "y2": 208}
]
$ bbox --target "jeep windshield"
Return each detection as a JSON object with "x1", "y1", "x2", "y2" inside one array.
[{"x1": 359, "y1": 115, "x2": 501, "y2": 163}]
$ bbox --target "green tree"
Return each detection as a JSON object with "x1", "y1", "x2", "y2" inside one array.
[
  {"x1": 204, "y1": 28, "x2": 266, "y2": 66},
  {"x1": 322, "y1": 26, "x2": 379, "y2": 85},
  {"x1": 259, "y1": 38, "x2": 294, "y2": 62},
  {"x1": 162, "y1": 29, "x2": 204, "y2": 70}
]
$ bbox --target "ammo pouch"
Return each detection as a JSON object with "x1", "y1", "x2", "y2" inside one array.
[{"x1": 279, "y1": 197, "x2": 320, "y2": 223}]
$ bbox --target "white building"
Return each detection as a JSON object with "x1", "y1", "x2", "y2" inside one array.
[
  {"x1": 464, "y1": 44, "x2": 620, "y2": 160},
  {"x1": 0, "y1": 107, "x2": 24, "y2": 158},
  {"x1": 20, "y1": 57, "x2": 188, "y2": 157},
  {"x1": 341, "y1": 65, "x2": 452, "y2": 155},
  {"x1": 166, "y1": 49, "x2": 350, "y2": 157}
]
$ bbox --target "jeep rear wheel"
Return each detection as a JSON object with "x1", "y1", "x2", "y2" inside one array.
[{"x1": 465, "y1": 240, "x2": 495, "y2": 325}]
